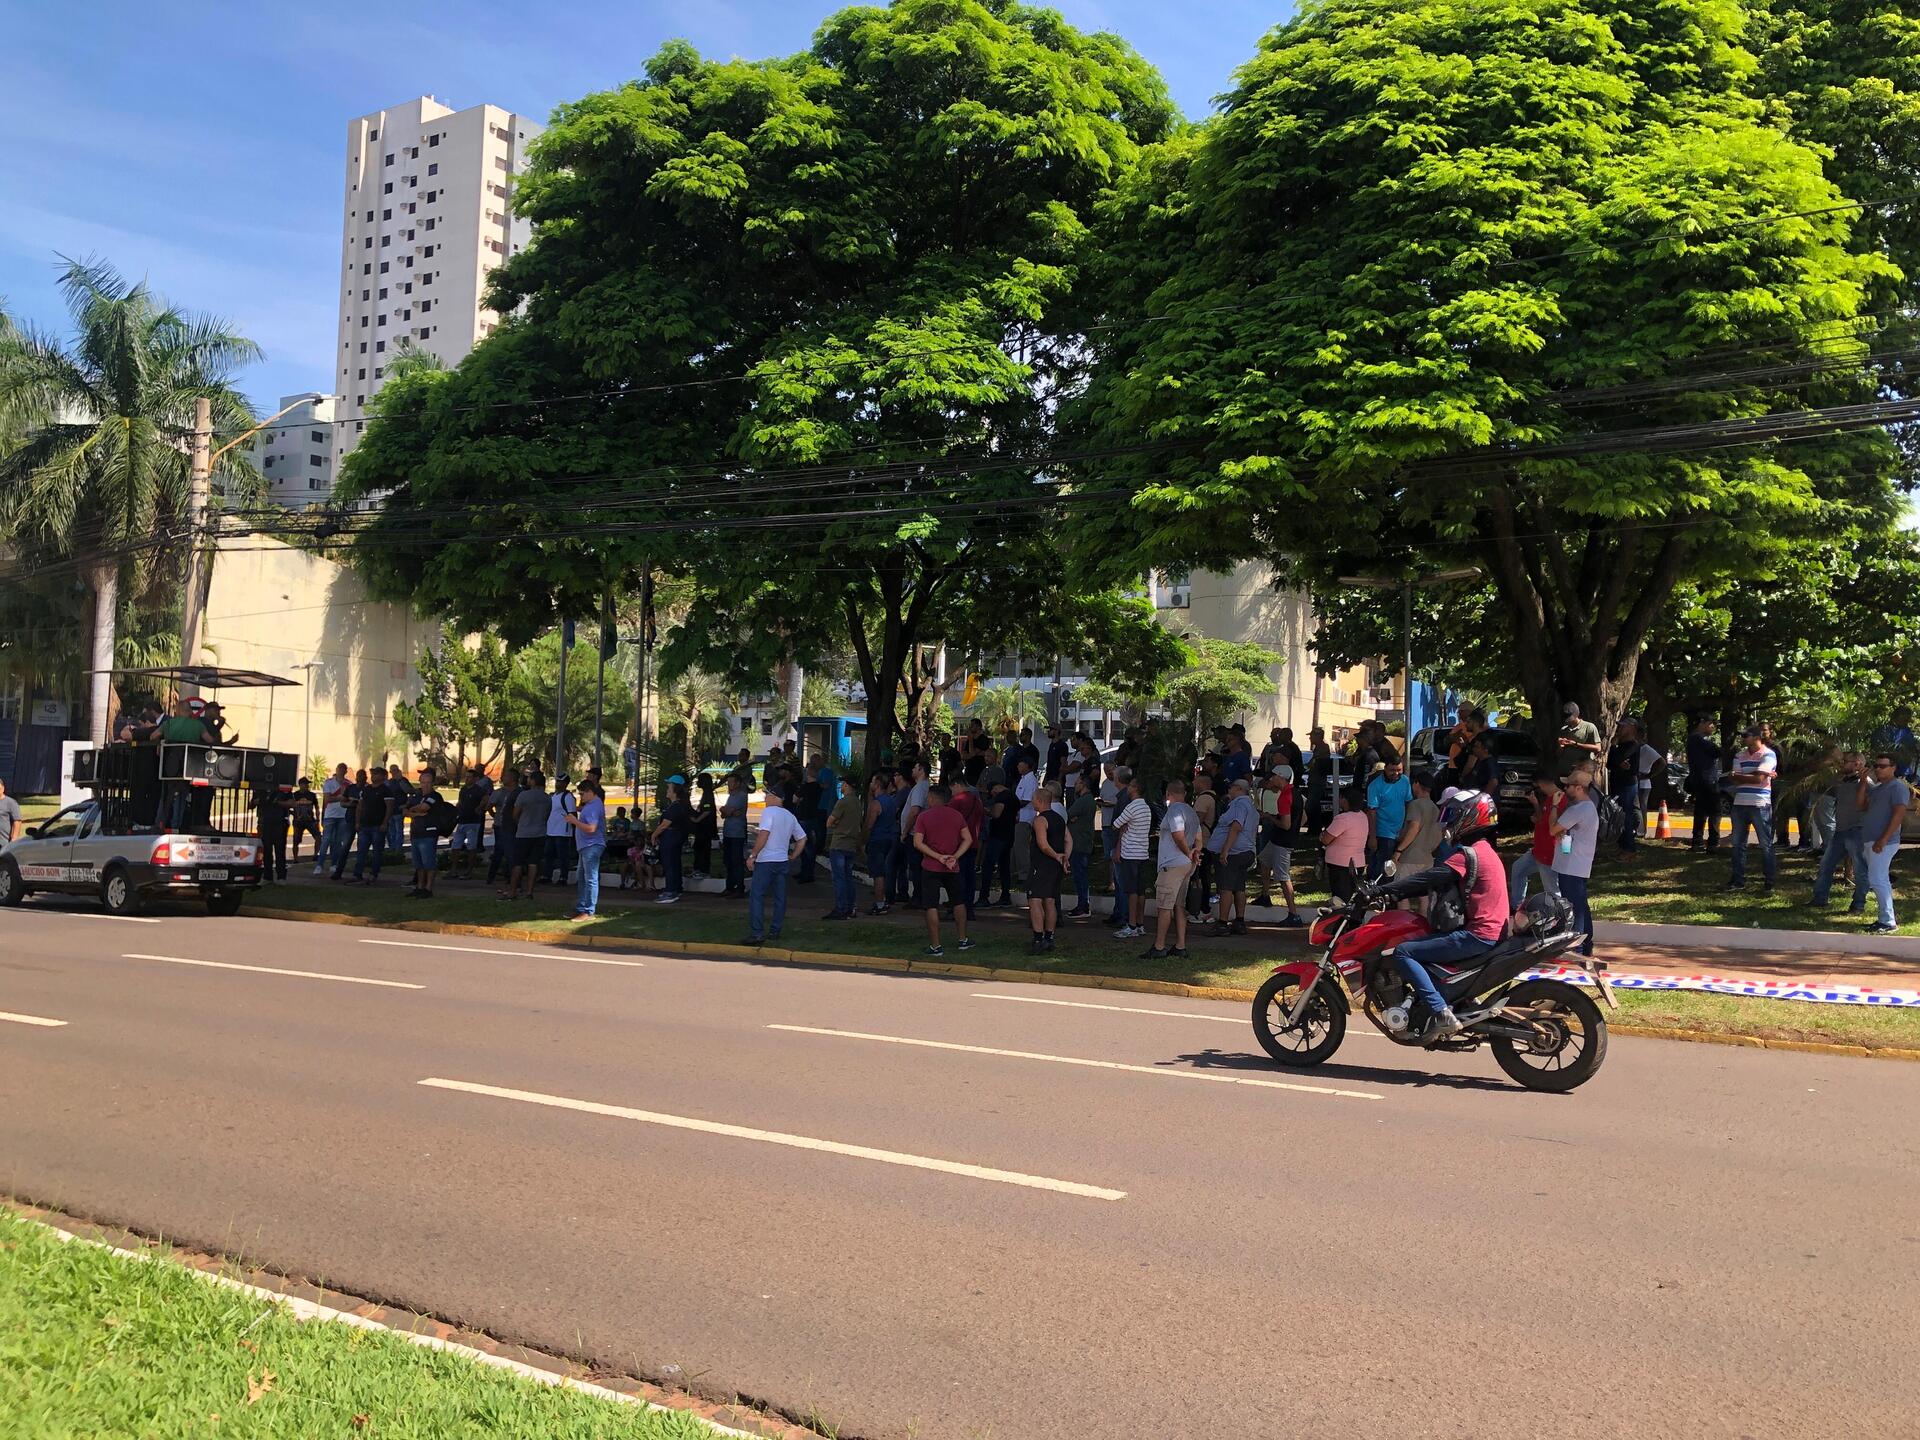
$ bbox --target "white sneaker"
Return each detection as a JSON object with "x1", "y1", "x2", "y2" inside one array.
[
  {"x1": 310, "y1": 865, "x2": 324, "y2": 876},
  {"x1": 655, "y1": 892, "x2": 680, "y2": 904}
]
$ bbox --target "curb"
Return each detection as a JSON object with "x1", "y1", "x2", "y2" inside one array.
[
  {"x1": 241, "y1": 906, "x2": 1920, "y2": 1062},
  {"x1": 1593, "y1": 918, "x2": 1920, "y2": 960}
]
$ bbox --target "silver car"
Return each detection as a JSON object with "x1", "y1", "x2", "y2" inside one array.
[{"x1": 0, "y1": 798, "x2": 262, "y2": 916}]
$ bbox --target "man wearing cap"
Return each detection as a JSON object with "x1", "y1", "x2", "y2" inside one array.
[
  {"x1": 404, "y1": 766, "x2": 445, "y2": 899},
  {"x1": 1726, "y1": 725, "x2": 1778, "y2": 892},
  {"x1": 1557, "y1": 702, "x2": 1603, "y2": 779}
]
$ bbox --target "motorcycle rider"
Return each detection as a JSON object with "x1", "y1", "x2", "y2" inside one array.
[{"x1": 1371, "y1": 789, "x2": 1510, "y2": 1044}]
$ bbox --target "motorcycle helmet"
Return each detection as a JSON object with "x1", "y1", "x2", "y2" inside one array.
[
  {"x1": 1438, "y1": 788, "x2": 1498, "y2": 844},
  {"x1": 1519, "y1": 891, "x2": 1574, "y2": 937}
]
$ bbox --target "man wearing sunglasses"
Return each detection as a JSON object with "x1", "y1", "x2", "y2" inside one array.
[{"x1": 1860, "y1": 753, "x2": 1910, "y2": 936}]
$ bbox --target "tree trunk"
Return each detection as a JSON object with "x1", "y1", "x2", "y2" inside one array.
[{"x1": 85, "y1": 560, "x2": 119, "y2": 745}]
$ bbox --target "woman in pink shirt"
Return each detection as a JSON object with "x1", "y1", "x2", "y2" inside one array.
[{"x1": 1321, "y1": 788, "x2": 1370, "y2": 900}]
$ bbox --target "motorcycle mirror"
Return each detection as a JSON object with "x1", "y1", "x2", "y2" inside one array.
[{"x1": 1382, "y1": 859, "x2": 1397, "y2": 878}]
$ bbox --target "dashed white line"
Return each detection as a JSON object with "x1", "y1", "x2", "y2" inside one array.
[
  {"x1": 418, "y1": 1077, "x2": 1127, "y2": 1200},
  {"x1": 0, "y1": 1010, "x2": 67, "y2": 1027},
  {"x1": 44, "y1": 911, "x2": 162, "y2": 924},
  {"x1": 972, "y1": 990, "x2": 1385, "y2": 1039},
  {"x1": 120, "y1": 953, "x2": 424, "y2": 990},
  {"x1": 767, "y1": 1025, "x2": 1383, "y2": 1100},
  {"x1": 358, "y1": 937, "x2": 644, "y2": 968}
]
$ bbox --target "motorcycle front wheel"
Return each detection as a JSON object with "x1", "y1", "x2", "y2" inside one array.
[
  {"x1": 1252, "y1": 973, "x2": 1346, "y2": 1068},
  {"x1": 1490, "y1": 979, "x2": 1608, "y2": 1092}
]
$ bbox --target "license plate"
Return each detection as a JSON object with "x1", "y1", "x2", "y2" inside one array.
[{"x1": 198, "y1": 868, "x2": 230, "y2": 882}]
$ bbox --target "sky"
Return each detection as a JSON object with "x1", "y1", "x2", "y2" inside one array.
[{"x1": 0, "y1": 0, "x2": 1287, "y2": 412}]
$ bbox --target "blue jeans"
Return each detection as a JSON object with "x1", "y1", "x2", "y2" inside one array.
[
  {"x1": 800, "y1": 819, "x2": 823, "y2": 881},
  {"x1": 1509, "y1": 851, "x2": 1559, "y2": 906},
  {"x1": 544, "y1": 834, "x2": 575, "y2": 883},
  {"x1": 487, "y1": 830, "x2": 516, "y2": 883},
  {"x1": 1618, "y1": 786, "x2": 1640, "y2": 852},
  {"x1": 387, "y1": 813, "x2": 404, "y2": 851},
  {"x1": 723, "y1": 835, "x2": 747, "y2": 892},
  {"x1": 1558, "y1": 872, "x2": 1593, "y2": 955},
  {"x1": 1813, "y1": 828, "x2": 1868, "y2": 909},
  {"x1": 829, "y1": 849, "x2": 856, "y2": 915},
  {"x1": 749, "y1": 859, "x2": 789, "y2": 940},
  {"x1": 1393, "y1": 930, "x2": 1494, "y2": 1019},
  {"x1": 318, "y1": 816, "x2": 352, "y2": 871},
  {"x1": 1863, "y1": 840, "x2": 1901, "y2": 928},
  {"x1": 1730, "y1": 805, "x2": 1776, "y2": 886},
  {"x1": 347, "y1": 824, "x2": 385, "y2": 880},
  {"x1": 1368, "y1": 836, "x2": 1397, "y2": 880},
  {"x1": 575, "y1": 843, "x2": 605, "y2": 914},
  {"x1": 1070, "y1": 851, "x2": 1090, "y2": 911},
  {"x1": 660, "y1": 832, "x2": 684, "y2": 897}
]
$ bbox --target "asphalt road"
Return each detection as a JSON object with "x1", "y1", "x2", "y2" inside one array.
[{"x1": 3, "y1": 902, "x2": 1916, "y2": 1438}]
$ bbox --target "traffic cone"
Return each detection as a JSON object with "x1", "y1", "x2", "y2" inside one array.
[{"x1": 1655, "y1": 801, "x2": 1673, "y2": 841}]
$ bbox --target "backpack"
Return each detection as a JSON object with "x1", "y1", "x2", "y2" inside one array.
[
  {"x1": 1427, "y1": 845, "x2": 1478, "y2": 935},
  {"x1": 1592, "y1": 790, "x2": 1627, "y2": 844}
]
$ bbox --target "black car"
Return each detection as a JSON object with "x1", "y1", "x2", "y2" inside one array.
[{"x1": 1408, "y1": 726, "x2": 1543, "y2": 821}]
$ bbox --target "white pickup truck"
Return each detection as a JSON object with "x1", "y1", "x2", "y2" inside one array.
[{"x1": 0, "y1": 797, "x2": 262, "y2": 916}]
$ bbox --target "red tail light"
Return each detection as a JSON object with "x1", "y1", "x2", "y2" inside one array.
[{"x1": 150, "y1": 842, "x2": 171, "y2": 866}]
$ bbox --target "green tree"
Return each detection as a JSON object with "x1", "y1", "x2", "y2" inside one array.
[
  {"x1": 0, "y1": 259, "x2": 260, "y2": 740},
  {"x1": 1074, "y1": 0, "x2": 1901, "y2": 754},
  {"x1": 968, "y1": 683, "x2": 1048, "y2": 736},
  {"x1": 1156, "y1": 638, "x2": 1282, "y2": 735},
  {"x1": 656, "y1": 666, "x2": 736, "y2": 774},
  {"x1": 334, "y1": 1, "x2": 1177, "y2": 780},
  {"x1": 500, "y1": 632, "x2": 635, "y2": 775},
  {"x1": 394, "y1": 624, "x2": 514, "y2": 773}
]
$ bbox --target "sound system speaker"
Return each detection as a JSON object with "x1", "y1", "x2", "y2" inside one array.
[
  {"x1": 71, "y1": 748, "x2": 101, "y2": 785},
  {"x1": 160, "y1": 744, "x2": 246, "y2": 788},
  {"x1": 243, "y1": 750, "x2": 299, "y2": 788}
]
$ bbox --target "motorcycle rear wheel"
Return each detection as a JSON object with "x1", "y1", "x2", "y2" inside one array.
[
  {"x1": 1490, "y1": 979, "x2": 1607, "y2": 1092},
  {"x1": 1252, "y1": 973, "x2": 1345, "y2": 1068}
]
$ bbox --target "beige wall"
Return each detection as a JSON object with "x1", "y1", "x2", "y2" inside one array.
[
  {"x1": 197, "y1": 538, "x2": 426, "y2": 770},
  {"x1": 1177, "y1": 561, "x2": 1379, "y2": 743}
]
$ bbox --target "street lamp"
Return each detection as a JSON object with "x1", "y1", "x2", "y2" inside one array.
[
  {"x1": 291, "y1": 660, "x2": 323, "y2": 768},
  {"x1": 1335, "y1": 567, "x2": 1483, "y2": 732}
]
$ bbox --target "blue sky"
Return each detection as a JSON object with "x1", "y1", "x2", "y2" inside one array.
[{"x1": 0, "y1": 1, "x2": 1287, "y2": 411}]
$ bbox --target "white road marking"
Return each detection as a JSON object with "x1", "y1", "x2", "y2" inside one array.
[
  {"x1": 121, "y1": 953, "x2": 424, "y2": 990},
  {"x1": 359, "y1": 937, "x2": 644, "y2": 968},
  {"x1": 47, "y1": 912, "x2": 163, "y2": 924},
  {"x1": 973, "y1": 991, "x2": 1385, "y2": 1039},
  {"x1": 769, "y1": 1025, "x2": 1383, "y2": 1100},
  {"x1": 0, "y1": 1010, "x2": 67, "y2": 1027},
  {"x1": 419, "y1": 1077, "x2": 1127, "y2": 1201}
]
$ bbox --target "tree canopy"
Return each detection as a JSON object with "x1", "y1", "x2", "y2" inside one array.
[{"x1": 1072, "y1": 0, "x2": 1904, "y2": 751}]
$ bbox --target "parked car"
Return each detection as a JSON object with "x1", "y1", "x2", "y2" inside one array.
[{"x1": 1408, "y1": 725, "x2": 1544, "y2": 821}]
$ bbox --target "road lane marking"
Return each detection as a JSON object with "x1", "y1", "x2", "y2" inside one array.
[
  {"x1": 768, "y1": 1025, "x2": 1383, "y2": 1100},
  {"x1": 359, "y1": 937, "x2": 645, "y2": 968},
  {"x1": 36, "y1": 911, "x2": 163, "y2": 923},
  {"x1": 418, "y1": 1077, "x2": 1127, "y2": 1200},
  {"x1": 0, "y1": 1010, "x2": 67, "y2": 1027},
  {"x1": 121, "y1": 953, "x2": 424, "y2": 990},
  {"x1": 971, "y1": 991, "x2": 1385, "y2": 1039}
]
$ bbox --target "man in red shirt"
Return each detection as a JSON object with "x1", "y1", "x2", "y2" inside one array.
[
  {"x1": 910, "y1": 784, "x2": 974, "y2": 957},
  {"x1": 948, "y1": 777, "x2": 986, "y2": 923},
  {"x1": 1509, "y1": 775, "x2": 1563, "y2": 912}
]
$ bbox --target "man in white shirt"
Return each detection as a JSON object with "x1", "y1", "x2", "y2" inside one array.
[
  {"x1": 1110, "y1": 775, "x2": 1153, "y2": 939},
  {"x1": 1727, "y1": 725, "x2": 1778, "y2": 892},
  {"x1": 1011, "y1": 757, "x2": 1039, "y2": 888},
  {"x1": 314, "y1": 763, "x2": 350, "y2": 876},
  {"x1": 1143, "y1": 779, "x2": 1199, "y2": 959},
  {"x1": 744, "y1": 789, "x2": 808, "y2": 945}
]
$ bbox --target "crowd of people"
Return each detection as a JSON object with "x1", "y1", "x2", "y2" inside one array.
[{"x1": 260, "y1": 698, "x2": 1910, "y2": 949}]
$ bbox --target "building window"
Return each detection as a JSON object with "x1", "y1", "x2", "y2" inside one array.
[
  {"x1": 383, "y1": 181, "x2": 393, "y2": 194},
  {"x1": 356, "y1": 422, "x2": 364, "y2": 432},
  {"x1": 360, "y1": 289, "x2": 369, "y2": 301},
  {"x1": 362, "y1": 263, "x2": 371, "y2": 275},
  {"x1": 364, "y1": 209, "x2": 372, "y2": 222},
  {"x1": 421, "y1": 273, "x2": 433, "y2": 286},
  {"x1": 310, "y1": 429, "x2": 325, "y2": 444},
  {"x1": 380, "y1": 234, "x2": 391, "y2": 248},
  {"x1": 357, "y1": 368, "x2": 365, "y2": 381},
  {"x1": 309, "y1": 454, "x2": 323, "y2": 467},
  {"x1": 358, "y1": 342, "x2": 367, "y2": 353},
  {"x1": 488, "y1": 239, "x2": 505, "y2": 254},
  {"x1": 427, "y1": 163, "x2": 438, "y2": 176},
  {"x1": 401, "y1": 308, "x2": 411, "y2": 321},
  {"x1": 407, "y1": 175, "x2": 417, "y2": 188},
  {"x1": 375, "y1": 340, "x2": 385, "y2": 353},
  {"x1": 424, "y1": 218, "x2": 436, "y2": 231},
  {"x1": 381, "y1": 208, "x2": 391, "y2": 220},
  {"x1": 405, "y1": 256, "x2": 414, "y2": 268},
  {"x1": 363, "y1": 237, "x2": 372, "y2": 249},
  {"x1": 423, "y1": 244, "x2": 435, "y2": 258},
  {"x1": 374, "y1": 366, "x2": 384, "y2": 379},
  {"x1": 409, "y1": 146, "x2": 419, "y2": 159},
  {"x1": 428, "y1": 133, "x2": 439, "y2": 148},
  {"x1": 494, "y1": 156, "x2": 508, "y2": 170},
  {"x1": 407, "y1": 203, "x2": 416, "y2": 214},
  {"x1": 355, "y1": 394, "x2": 364, "y2": 405},
  {"x1": 379, "y1": 261, "x2": 389, "y2": 274},
  {"x1": 377, "y1": 314, "x2": 387, "y2": 326},
  {"x1": 419, "y1": 300, "x2": 431, "y2": 313},
  {"x1": 359, "y1": 316, "x2": 368, "y2": 328},
  {"x1": 309, "y1": 478, "x2": 324, "y2": 490},
  {"x1": 378, "y1": 287, "x2": 388, "y2": 299},
  {"x1": 384, "y1": 153, "x2": 394, "y2": 166},
  {"x1": 425, "y1": 190, "x2": 437, "y2": 203},
  {"x1": 404, "y1": 282, "x2": 413, "y2": 294},
  {"x1": 418, "y1": 327, "x2": 431, "y2": 339}
]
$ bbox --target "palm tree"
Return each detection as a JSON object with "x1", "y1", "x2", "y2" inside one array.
[
  {"x1": 0, "y1": 258, "x2": 260, "y2": 741},
  {"x1": 968, "y1": 683, "x2": 1047, "y2": 737},
  {"x1": 659, "y1": 667, "x2": 737, "y2": 774}
]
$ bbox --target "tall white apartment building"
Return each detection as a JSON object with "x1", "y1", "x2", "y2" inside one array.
[
  {"x1": 333, "y1": 95, "x2": 541, "y2": 488},
  {"x1": 253, "y1": 393, "x2": 338, "y2": 506}
]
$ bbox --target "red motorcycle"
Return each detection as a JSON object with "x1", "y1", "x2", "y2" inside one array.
[{"x1": 1251, "y1": 888, "x2": 1615, "y2": 1092}]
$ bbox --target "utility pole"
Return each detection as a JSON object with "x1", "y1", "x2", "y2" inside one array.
[
  {"x1": 178, "y1": 397, "x2": 213, "y2": 681},
  {"x1": 555, "y1": 617, "x2": 572, "y2": 778},
  {"x1": 592, "y1": 587, "x2": 610, "y2": 770}
]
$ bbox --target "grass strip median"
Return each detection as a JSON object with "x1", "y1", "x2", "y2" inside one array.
[
  {"x1": 237, "y1": 878, "x2": 1920, "y2": 1056},
  {"x1": 0, "y1": 1208, "x2": 724, "y2": 1440}
]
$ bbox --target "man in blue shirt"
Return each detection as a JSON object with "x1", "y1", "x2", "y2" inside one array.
[{"x1": 1366, "y1": 754, "x2": 1413, "y2": 879}]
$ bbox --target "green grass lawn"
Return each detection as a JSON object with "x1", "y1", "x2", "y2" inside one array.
[
  {"x1": 238, "y1": 875, "x2": 1920, "y2": 1053},
  {"x1": 1581, "y1": 840, "x2": 1919, "y2": 936},
  {"x1": 0, "y1": 1209, "x2": 721, "y2": 1440},
  {"x1": 13, "y1": 795, "x2": 61, "y2": 824}
]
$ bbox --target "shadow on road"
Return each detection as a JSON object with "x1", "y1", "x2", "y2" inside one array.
[{"x1": 1163, "y1": 1045, "x2": 1516, "y2": 1093}]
